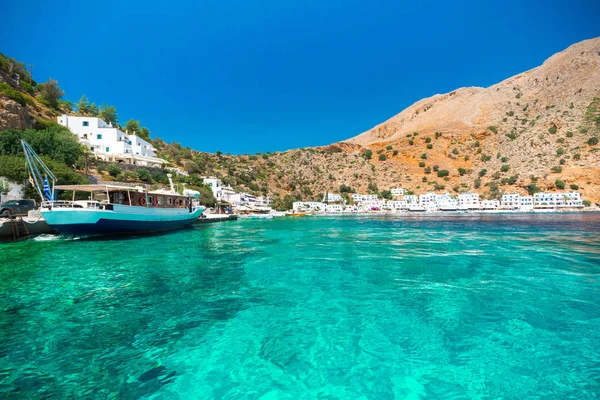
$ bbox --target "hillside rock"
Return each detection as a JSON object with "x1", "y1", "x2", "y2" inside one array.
[{"x1": 0, "y1": 96, "x2": 33, "y2": 130}]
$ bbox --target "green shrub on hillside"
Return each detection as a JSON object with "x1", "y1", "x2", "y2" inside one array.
[
  {"x1": 555, "y1": 179, "x2": 565, "y2": 190},
  {"x1": 0, "y1": 83, "x2": 35, "y2": 107},
  {"x1": 0, "y1": 126, "x2": 83, "y2": 166},
  {"x1": 378, "y1": 154, "x2": 387, "y2": 161},
  {"x1": 437, "y1": 170, "x2": 449, "y2": 177},
  {"x1": 587, "y1": 137, "x2": 599, "y2": 146}
]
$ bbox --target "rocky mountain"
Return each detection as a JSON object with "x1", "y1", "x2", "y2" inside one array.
[{"x1": 339, "y1": 37, "x2": 600, "y2": 202}]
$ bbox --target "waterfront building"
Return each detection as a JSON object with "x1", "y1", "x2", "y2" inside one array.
[
  {"x1": 391, "y1": 188, "x2": 405, "y2": 198},
  {"x1": 556, "y1": 192, "x2": 583, "y2": 208},
  {"x1": 325, "y1": 204, "x2": 343, "y2": 213},
  {"x1": 520, "y1": 196, "x2": 534, "y2": 210},
  {"x1": 480, "y1": 200, "x2": 500, "y2": 210},
  {"x1": 57, "y1": 115, "x2": 166, "y2": 167},
  {"x1": 403, "y1": 195, "x2": 418, "y2": 204},
  {"x1": 458, "y1": 193, "x2": 480, "y2": 210},
  {"x1": 293, "y1": 202, "x2": 326, "y2": 212},
  {"x1": 419, "y1": 192, "x2": 437, "y2": 211},
  {"x1": 534, "y1": 192, "x2": 557, "y2": 208},
  {"x1": 501, "y1": 193, "x2": 520, "y2": 210},
  {"x1": 203, "y1": 177, "x2": 236, "y2": 203},
  {"x1": 437, "y1": 196, "x2": 458, "y2": 211},
  {"x1": 387, "y1": 200, "x2": 408, "y2": 211}
]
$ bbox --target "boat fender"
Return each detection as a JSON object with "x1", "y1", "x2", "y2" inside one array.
[
  {"x1": 152, "y1": 197, "x2": 159, "y2": 206},
  {"x1": 139, "y1": 197, "x2": 147, "y2": 206}
]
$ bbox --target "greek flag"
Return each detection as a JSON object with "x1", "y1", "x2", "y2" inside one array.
[{"x1": 43, "y1": 177, "x2": 53, "y2": 202}]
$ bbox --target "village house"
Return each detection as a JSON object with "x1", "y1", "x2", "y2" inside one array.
[{"x1": 57, "y1": 115, "x2": 167, "y2": 167}]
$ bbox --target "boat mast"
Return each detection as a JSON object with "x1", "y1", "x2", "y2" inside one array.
[{"x1": 21, "y1": 140, "x2": 57, "y2": 204}]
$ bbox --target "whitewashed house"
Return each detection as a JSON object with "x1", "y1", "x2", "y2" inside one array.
[
  {"x1": 352, "y1": 194, "x2": 378, "y2": 202},
  {"x1": 293, "y1": 202, "x2": 326, "y2": 212},
  {"x1": 403, "y1": 195, "x2": 418, "y2": 204},
  {"x1": 556, "y1": 192, "x2": 582, "y2": 208},
  {"x1": 387, "y1": 200, "x2": 408, "y2": 211},
  {"x1": 519, "y1": 196, "x2": 534, "y2": 211},
  {"x1": 534, "y1": 192, "x2": 557, "y2": 208},
  {"x1": 325, "y1": 204, "x2": 343, "y2": 213},
  {"x1": 501, "y1": 193, "x2": 520, "y2": 210},
  {"x1": 57, "y1": 115, "x2": 166, "y2": 167},
  {"x1": 480, "y1": 200, "x2": 500, "y2": 210},
  {"x1": 391, "y1": 188, "x2": 405, "y2": 198},
  {"x1": 458, "y1": 193, "x2": 480, "y2": 210},
  {"x1": 419, "y1": 192, "x2": 437, "y2": 211},
  {"x1": 325, "y1": 193, "x2": 342, "y2": 202}
]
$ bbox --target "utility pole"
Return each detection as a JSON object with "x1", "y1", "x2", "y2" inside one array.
[{"x1": 28, "y1": 64, "x2": 34, "y2": 84}]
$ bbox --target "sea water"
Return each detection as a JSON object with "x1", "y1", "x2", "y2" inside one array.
[{"x1": 1, "y1": 214, "x2": 599, "y2": 399}]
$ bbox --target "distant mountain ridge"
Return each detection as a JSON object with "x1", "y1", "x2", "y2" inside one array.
[{"x1": 346, "y1": 37, "x2": 600, "y2": 146}]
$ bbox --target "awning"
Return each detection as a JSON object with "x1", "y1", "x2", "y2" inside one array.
[{"x1": 54, "y1": 184, "x2": 146, "y2": 192}]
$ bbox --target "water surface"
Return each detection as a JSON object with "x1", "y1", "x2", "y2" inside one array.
[{"x1": 1, "y1": 214, "x2": 600, "y2": 399}]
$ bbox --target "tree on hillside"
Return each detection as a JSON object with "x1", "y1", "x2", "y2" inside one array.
[
  {"x1": 88, "y1": 102, "x2": 99, "y2": 116},
  {"x1": 76, "y1": 95, "x2": 90, "y2": 115},
  {"x1": 40, "y1": 78, "x2": 64, "y2": 108},
  {"x1": 99, "y1": 103, "x2": 118, "y2": 124},
  {"x1": 125, "y1": 119, "x2": 141, "y2": 134},
  {"x1": 139, "y1": 127, "x2": 151, "y2": 141}
]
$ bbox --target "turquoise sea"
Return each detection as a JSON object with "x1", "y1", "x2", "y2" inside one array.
[{"x1": 1, "y1": 214, "x2": 600, "y2": 399}]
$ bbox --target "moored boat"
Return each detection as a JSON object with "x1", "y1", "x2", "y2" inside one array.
[
  {"x1": 20, "y1": 139, "x2": 205, "y2": 237},
  {"x1": 41, "y1": 184, "x2": 205, "y2": 235}
]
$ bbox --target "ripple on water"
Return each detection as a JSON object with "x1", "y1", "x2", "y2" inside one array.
[{"x1": 1, "y1": 214, "x2": 600, "y2": 399}]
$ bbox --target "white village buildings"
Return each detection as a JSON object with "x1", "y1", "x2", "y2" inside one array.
[{"x1": 57, "y1": 115, "x2": 167, "y2": 167}]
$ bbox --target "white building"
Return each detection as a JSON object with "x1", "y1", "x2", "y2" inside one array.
[
  {"x1": 480, "y1": 200, "x2": 500, "y2": 210},
  {"x1": 419, "y1": 192, "x2": 438, "y2": 211},
  {"x1": 404, "y1": 195, "x2": 418, "y2": 204},
  {"x1": 501, "y1": 193, "x2": 520, "y2": 210},
  {"x1": 534, "y1": 192, "x2": 557, "y2": 208},
  {"x1": 325, "y1": 193, "x2": 342, "y2": 202},
  {"x1": 325, "y1": 204, "x2": 343, "y2": 213},
  {"x1": 391, "y1": 188, "x2": 405, "y2": 198},
  {"x1": 293, "y1": 202, "x2": 326, "y2": 212},
  {"x1": 520, "y1": 196, "x2": 534, "y2": 211},
  {"x1": 555, "y1": 192, "x2": 583, "y2": 208},
  {"x1": 387, "y1": 200, "x2": 408, "y2": 211},
  {"x1": 458, "y1": 193, "x2": 480, "y2": 210},
  {"x1": 352, "y1": 194, "x2": 378, "y2": 203},
  {"x1": 57, "y1": 115, "x2": 166, "y2": 167}
]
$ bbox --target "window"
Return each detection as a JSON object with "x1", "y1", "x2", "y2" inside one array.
[
  {"x1": 129, "y1": 141, "x2": 132, "y2": 145},
  {"x1": 97, "y1": 134, "x2": 102, "y2": 139},
  {"x1": 138, "y1": 143, "x2": 141, "y2": 146},
  {"x1": 82, "y1": 121, "x2": 89, "y2": 127},
  {"x1": 105, "y1": 147, "x2": 109, "y2": 152}
]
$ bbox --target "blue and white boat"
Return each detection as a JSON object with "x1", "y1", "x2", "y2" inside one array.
[
  {"x1": 41, "y1": 184, "x2": 205, "y2": 236},
  {"x1": 20, "y1": 139, "x2": 205, "y2": 237}
]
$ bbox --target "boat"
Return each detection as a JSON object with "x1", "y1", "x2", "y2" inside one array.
[
  {"x1": 41, "y1": 184, "x2": 205, "y2": 235},
  {"x1": 21, "y1": 139, "x2": 205, "y2": 236},
  {"x1": 285, "y1": 212, "x2": 306, "y2": 217}
]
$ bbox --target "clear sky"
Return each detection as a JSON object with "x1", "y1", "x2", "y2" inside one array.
[{"x1": 3, "y1": 0, "x2": 599, "y2": 154}]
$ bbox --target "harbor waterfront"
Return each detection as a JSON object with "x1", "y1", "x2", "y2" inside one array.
[{"x1": 1, "y1": 214, "x2": 600, "y2": 398}]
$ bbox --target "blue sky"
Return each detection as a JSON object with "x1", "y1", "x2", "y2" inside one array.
[{"x1": 3, "y1": 0, "x2": 599, "y2": 154}]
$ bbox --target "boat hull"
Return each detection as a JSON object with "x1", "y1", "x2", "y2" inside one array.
[{"x1": 41, "y1": 205, "x2": 205, "y2": 236}]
